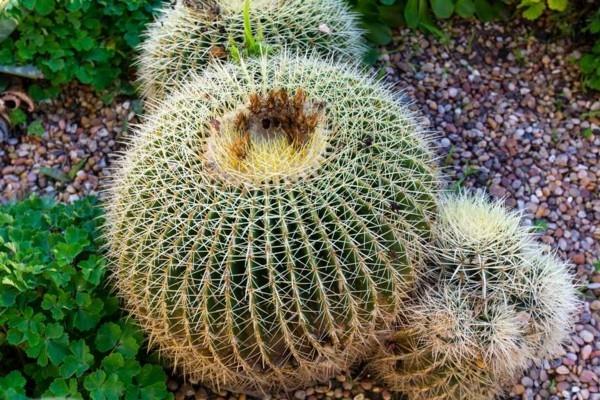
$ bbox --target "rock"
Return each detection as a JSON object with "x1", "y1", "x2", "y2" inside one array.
[
  {"x1": 522, "y1": 376, "x2": 534, "y2": 387},
  {"x1": 294, "y1": 390, "x2": 306, "y2": 400},
  {"x1": 557, "y1": 366, "x2": 570, "y2": 375},
  {"x1": 513, "y1": 384, "x2": 526, "y2": 395},
  {"x1": 580, "y1": 370, "x2": 598, "y2": 383},
  {"x1": 580, "y1": 330, "x2": 595, "y2": 343}
]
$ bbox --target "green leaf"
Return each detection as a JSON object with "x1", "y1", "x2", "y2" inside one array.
[
  {"x1": 521, "y1": 1, "x2": 545, "y2": 20},
  {"x1": 95, "y1": 322, "x2": 122, "y2": 353},
  {"x1": 580, "y1": 54, "x2": 597, "y2": 74},
  {"x1": 430, "y1": 0, "x2": 454, "y2": 18},
  {"x1": 0, "y1": 371, "x2": 27, "y2": 399},
  {"x1": 8, "y1": 108, "x2": 27, "y2": 126},
  {"x1": 59, "y1": 339, "x2": 94, "y2": 378},
  {"x1": 404, "y1": 0, "x2": 420, "y2": 28},
  {"x1": 365, "y1": 23, "x2": 392, "y2": 45},
  {"x1": 362, "y1": 47, "x2": 380, "y2": 65},
  {"x1": 79, "y1": 255, "x2": 105, "y2": 286},
  {"x1": 379, "y1": 3, "x2": 405, "y2": 27},
  {"x1": 34, "y1": 0, "x2": 55, "y2": 16},
  {"x1": 101, "y1": 353, "x2": 125, "y2": 370},
  {"x1": 39, "y1": 166, "x2": 70, "y2": 183},
  {"x1": 21, "y1": 0, "x2": 36, "y2": 11},
  {"x1": 43, "y1": 57, "x2": 65, "y2": 72},
  {"x1": 27, "y1": 119, "x2": 45, "y2": 137},
  {"x1": 455, "y1": 0, "x2": 475, "y2": 17},
  {"x1": 68, "y1": 157, "x2": 89, "y2": 180},
  {"x1": 0, "y1": 287, "x2": 17, "y2": 307},
  {"x1": 45, "y1": 378, "x2": 83, "y2": 399},
  {"x1": 547, "y1": 0, "x2": 567, "y2": 11},
  {"x1": 84, "y1": 370, "x2": 125, "y2": 400},
  {"x1": 0, "y1": 213, "x2": 15, "y2": 225},
  {"x1": 128, "y1": 365, "x2": 170, "y2": 400},
  {"x1": 473, "y1": 0, "x2": 497, "y2": 20},
  {"x1": 73, "y1": 297, "x2": 104, "y2": 331}
]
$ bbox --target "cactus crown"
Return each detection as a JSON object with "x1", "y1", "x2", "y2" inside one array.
[
  {"x1": 108, "y1": 53, "x2": 439, "y2": 394},
  {"x1": 205, "y1": 88, "x2": 328, "y2": 184},
  {"x1": 430, "y1": 192, "x2": 534, "y2": 296}
]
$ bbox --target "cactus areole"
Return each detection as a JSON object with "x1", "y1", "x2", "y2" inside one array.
[{"x1": 107, "y1": 54, "x2": 438, "y2": 394}]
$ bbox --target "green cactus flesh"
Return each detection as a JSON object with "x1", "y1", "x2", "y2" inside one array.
[{"x1": 107, "y1": 54, "x2": 438, "y2": 393}]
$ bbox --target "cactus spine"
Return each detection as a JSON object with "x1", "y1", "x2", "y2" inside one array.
[
  {"x1": 107, "y1": 53, "x2": 439, "y2": 394},
  {"x1": 369, "y1": 192, "x2": 579, "y2": 400},
  {"x1": 137, "y1": 0, "x2": 366, "y2": 102}
]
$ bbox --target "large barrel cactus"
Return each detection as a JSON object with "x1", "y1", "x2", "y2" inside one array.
[
  {"x1": 107, "y1": 53, "x2": 438, "y2": 394},
  {"x1": 137, "y1": 0, "x2": 366, "y2": 101},
  {"x1": 369, "y1": 193, "x2": 578, "y2": 400}
]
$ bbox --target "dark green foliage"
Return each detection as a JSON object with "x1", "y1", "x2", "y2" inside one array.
[
  {"x1": 0, "y1": 0, "x2": 161, "y2": 95},
  {"x1": 0, "y1": 197, "x2": 172, "y2": 400},
  {"x1": 346, "y1": 0, "x2": 505, "y2": 49},
  {"x1": 581, "y1": 9, "x2": 600, "y2": 90}
]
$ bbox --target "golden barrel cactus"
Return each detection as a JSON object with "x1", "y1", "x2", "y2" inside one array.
[{"x1": 107, "y1": 53, "x2": 439, "y2": 394}]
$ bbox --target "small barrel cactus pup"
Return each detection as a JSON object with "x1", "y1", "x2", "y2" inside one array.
[
  {"x1": 137, "y1": 0, "x2": 366, "y2": 102},
  {"x1": 107, "y1": 53, "x2": 439, "y2": 394},
  {"x1": 369, "y1": 192, "x2": 579, "y2": 400}
]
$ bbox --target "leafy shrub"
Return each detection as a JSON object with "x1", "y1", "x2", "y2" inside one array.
[
  {"x1": 517, "y1": 0, "x2": 568, "y2": 20},
  {"x1": 581, "y1": 9, "x2": 600, "y2": 90},
  {"x1": 0, "y1": 197, "x2": 172, "y2": 400},
  {"x1": 346, "y1": 0, "x2": 505, "y2": 49},
  {"x1": 0, "y1": 0, "x2": 161, "y2": 95}
]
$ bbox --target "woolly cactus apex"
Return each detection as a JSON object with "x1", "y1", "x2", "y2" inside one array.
[
  {"x1": 428, "y1": 192, "x2": 536, "y2": 296},
  {"x1": 106, "y1": 53, "x2": 438, "y2": 394},
  {"x1": 137, "y1": 0, "x2": 366, "y2": 101}
]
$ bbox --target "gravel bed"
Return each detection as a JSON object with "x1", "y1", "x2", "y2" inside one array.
[
  {"x1": 1, "y1": 18, "x2": 599, "y2": 400},
  {"x1": 0, "y1": 84, "x2": 137, "y2": 203},
  {"x1": 380, "y1": 20, "x2": 599, "y2": 400}
]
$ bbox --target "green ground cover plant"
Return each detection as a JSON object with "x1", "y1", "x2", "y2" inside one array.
[
  {"x1": 0, "y1": 197, "x2": 172, "y2": 400},
  {"x1": 0, "y1": 0, "x2": 161, "y2": 97},
  {"x1": 346, "y1": 0, "x2": 505, "y2": 48},
  {"x1": 580, "y1": 8, "x2": 600, "y2": 90}
]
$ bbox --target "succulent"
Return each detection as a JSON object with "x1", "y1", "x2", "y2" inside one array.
[
  {"x1": 137, "y1": 0, "x2": 366, "y2": 102},
  {"x1": 369, "y1": 192, "x2": 579, "y2": 400},
  {"x1": 107, "y1": 53, "x2": 438, "y2": 394}
]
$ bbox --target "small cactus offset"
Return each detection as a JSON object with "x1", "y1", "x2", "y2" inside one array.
[
  {"x1": 107, "y1": 53, "x2": 439, "y2": 394},
  {"x1": 369, "y1": 192, "x2": 579, "y2": 400},
  {"x1": 137, "y1": 0, "x2": 366, "y2": 102}
]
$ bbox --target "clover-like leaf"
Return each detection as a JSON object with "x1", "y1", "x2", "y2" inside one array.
[
  {"x1": 44, "y1": 377, "x2": 83, "y2": 399},
  {"x1": 0, "y1": 370, "x2": 27, "y2": 400},
  {"x1": 79, "y1": 255, "x2": 105, "y2": 286},
  {"x1": 95, "y1": 322, "x2": 122, "y2": 353},
  {"x1": 84, "y1": 370, "x2": 125, "y2": 400},
  {"x1": 126, "y1": 364, "x2": 171, "y2": 400},
  {"x1": 59, "y1": 339, "x2": 94, "y2": 378}
]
